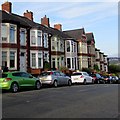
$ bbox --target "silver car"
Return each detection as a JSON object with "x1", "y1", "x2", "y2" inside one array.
[{"x1": 38, "y1": 71, "x2": 72, "y2": 87}]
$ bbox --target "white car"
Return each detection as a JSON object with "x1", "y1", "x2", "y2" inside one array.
[{"x1": 71, "y1": 72, "x2": 94, "y2": 84}]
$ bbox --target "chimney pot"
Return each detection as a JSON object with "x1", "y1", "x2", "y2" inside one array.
[
  {"x1": 54, "y1": 24, "x2": 62, "y2": 31},
  {"x1": 41, "y1": 15, "x2": 50, "y2": 27},
  {"x1": 24, "y1": 10, "x2": 33, "y2": 21},
  {"x1": 2, "y1": 1, "x2": 12, "y2": 13}
]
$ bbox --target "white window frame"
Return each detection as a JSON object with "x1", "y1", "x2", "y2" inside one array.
[
  {"x1": 2, "y1": 49, "x2": 17, "y2": 70},
  {"x1": 37, "y1": 30, "x2": 42, "y2": 47},
  {"x1": 30, "y1": 51, "x2": 43, "y2": 68},
  {"x1": 30, "y1": 30, "x2": 36, "y2": 46},
  {"x1": 1, "y1": 23, "x2": 8, "y2": 43}
]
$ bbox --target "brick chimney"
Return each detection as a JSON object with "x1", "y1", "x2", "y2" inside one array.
[
  {"x1": 2, "y1": 1, "x2": 12, "y2": 13},
  {"x1": 41, "y1": 15, "x2": 50, "y2": 27},
  {"x1": 54, "y1": 24, "x2": 62, "y2": 31},
  {"x1": 24, "y1": 10, "x2": 33, "y2": 21}
]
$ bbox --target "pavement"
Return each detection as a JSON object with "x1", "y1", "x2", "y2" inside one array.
[{"x1": 2, "y1": 84, "x2": 119, "y2": 118}]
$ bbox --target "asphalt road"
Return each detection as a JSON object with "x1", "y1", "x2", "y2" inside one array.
[{"x1": 2, "y1": 84, "x2": 119, "y2": 118}]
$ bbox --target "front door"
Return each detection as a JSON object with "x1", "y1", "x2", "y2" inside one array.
[{"x1": 20, "y1": 52, "x2": 26, "y2": 72}]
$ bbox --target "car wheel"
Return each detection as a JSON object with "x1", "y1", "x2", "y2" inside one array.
[
  {"x1": 92, "y1": 79, "x2": 94, "y2": 84},
  {"x1": 11, "y1": 83, "x2": 19, "y2": 93},
  {"x1": 53, "y1": 80, "x2": 58, "y2": 87},
  {"x1": 68, "y1": 80, "x2": 72, "y2": 86},
  {"x1": 83, "y1": 79, "x2": 87, "y2": 85},
  {"x1": 35, "y1": 81, "x2": 41, "y2": 90},
  {"x1": 97, "y1": 80, "x2": 100, "y2": 84}
]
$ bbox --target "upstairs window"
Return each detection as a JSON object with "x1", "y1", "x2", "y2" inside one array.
[
  {"x1": 37, "y1": 31, "x2": 42, "y2": 46},
  {"x1": 44, "y1": 33, "x2": 48, "y2": 48},
  {"x1": 30, "y1": 30, "x2": 36, "y2": 45},
  {"x1": 66, "y1": 41, "x2": 70, "y2": 52},
  {"x1": 1, "y1": 24, "x2": 8, "y2": 42},
  {"x1": 10, "y1": 25, "x2": 16, "y2": 43}
]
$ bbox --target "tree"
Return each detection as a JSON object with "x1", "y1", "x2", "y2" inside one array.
[
  {"x1": 44, "y1": 61, "x2": 50, "y2": 71},
  {"x1": 108, "y1": 64, "x2": 120, "y2": 73},
  {"x1": 93, "y1": 64, "x2": 100, "y2": 71}
]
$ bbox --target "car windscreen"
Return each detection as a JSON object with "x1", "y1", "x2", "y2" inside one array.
[
  {"x1": 72, "y1": 73, "x2": 82, "y2": 76},
  {"x1": 1, "y1": 74, "x2": 8, "y2": 78}
]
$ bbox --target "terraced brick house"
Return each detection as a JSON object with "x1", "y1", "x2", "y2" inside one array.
[
  {"x1": 86, "y1": 33, "x2": 96, "y2": 69},
  {"x1": 100, "y1": 52, "x2": 104, "y2": 71},
  {"x1": 103, "y1": 54, "x2": 108, "y2": 72},
  {"x1": 1, "y1": 2, "x2": 51, "y2": 75},
  {"x1": 41, "y1": 16, "x2": 66, "y2": 69},
  {"x1": 64, "y1": 28, "x2": 88, "y2": 70},
  {"x1": 95, "y1": 48, "x2": 101, "y2": 70}
]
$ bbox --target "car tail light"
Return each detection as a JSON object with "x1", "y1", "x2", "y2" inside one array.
[
  {"x1": 3, "y1": 78, "x2": 12, "y2": 82},
  {"x1": 80, "y1": 75, "x2": 84, "y2": 78},
  {"x1": 50, "y1": 72, "x2": 53, "y2": 75}
]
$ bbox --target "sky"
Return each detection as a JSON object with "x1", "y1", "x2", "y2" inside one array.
[{"x1": 0, "y1": 0, "x2": 119, "y2": 57}]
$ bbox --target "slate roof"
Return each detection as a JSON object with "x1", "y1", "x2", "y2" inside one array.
[
  {"x1": 63, "y1": 28, "x2": 86, "y2": 40},
  {"x1": 86, "y1": 33, "x2": 95, "y2": 43},
  {"x1": 0, "y1": 10, "x2": 73, "y2": 40}
]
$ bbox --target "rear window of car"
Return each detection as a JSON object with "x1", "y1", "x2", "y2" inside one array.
[
  {"x1": 12, "y1": 72, "x2": 21, "y2": 77},
  {"x1": 91, "y1": 74, "x2": 96, "y2": 77},
  {"x1": 72, "y1": 73, "x2": 82, "y2": 76},
  {"x1": 40, "y1": 72, "x2": 52, "y2": 76},
  {"x1": 1, "y1": 74, "x2": 8, "y2": 78}
]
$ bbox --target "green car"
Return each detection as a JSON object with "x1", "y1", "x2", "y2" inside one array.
[{"x1": 0, "y1": 71, "x2": 42, "y2": 93}]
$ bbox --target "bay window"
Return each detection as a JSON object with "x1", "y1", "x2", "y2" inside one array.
[
  {"x1": 10, "y1": 25, "x2": 16, "y2": 43},
  {"x1": 37, "y1": 31, "x2": 42, "y2": 46},
  {"x1": 1, "y1": 24, "x2": 8, "y2": 42},
  {"x1": 2, "y1": 50, "x2": 17, "y2": 70},
  {"x1": 2, "y1": 51, "x2": 7, "y2": 67},
  {"x1": 10, "y1": 51, "x2": 15, "y2": 68},
  {"x1": 38, "y1": 53, "x2": 42, "y2": 68},
  {"x1": 31, "y1": 51, "x2": 43, "y2": 68},
  {"x1": 66, "y1": 41, "x2": 70, "y2": 52},
  {"x1": 31, "y1": 53, "x2": 36, "y2": 68},
  {"x1": 30, "y1": 30, "x2": 36, "y2": 45}
]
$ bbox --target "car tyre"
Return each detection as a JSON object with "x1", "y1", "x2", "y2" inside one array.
[
  {"x1": 97, "y1": 80, "x2": 100, "y2": 84},
  {"x1": 11, "y1": 82, "x2": 19, "y2": 93},
  {"x1": 83, "y1": 79, "x2": 87, "y2": 85},
  {"x1": 68, "y1": 80, "x2": 72, "y2": 86},
  {"x1": 35, "y1": 81, "x2": 41, "y2": 90},
  {"x1": 53, "y1": 80, "x2": 58, "y2": 87}
]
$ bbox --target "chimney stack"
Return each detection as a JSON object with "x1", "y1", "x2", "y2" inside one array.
[
  {"x1": 41, "y1": 15, "x2": 50, "y2": 27},
  {"x1": 54, "y1": 24, "x2": 62, "y2": 31},
  {"x1": 24, "y1": 10, "x2": 33, "y2": 21},
  {"x1": 2, "y1": 1, "x2": 12, "y2": 13}
]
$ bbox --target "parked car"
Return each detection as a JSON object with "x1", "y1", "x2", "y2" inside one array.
[
  {"x1": 38, "y1": 71, "x2": 72, "y2": 87},
  {"x1": 71, "y1": 72, "x2": 94, "y2": 84},
  {"x1": 111, "y1": 76, "x2": 119, "y2": 83},
  {"x1": 0, "y1": 71, "x2": 42, "y2": 93},
  {"x1": 90, "y1": 73, "x2": 105, "y2": 84},
  {"x1": 103, "y1": 75, "x2": 113, "y2": 84}
]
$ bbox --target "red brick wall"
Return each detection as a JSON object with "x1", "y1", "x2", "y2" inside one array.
[{"x1": 41, "y1": 15, "x2": 50, "y2": 27}]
